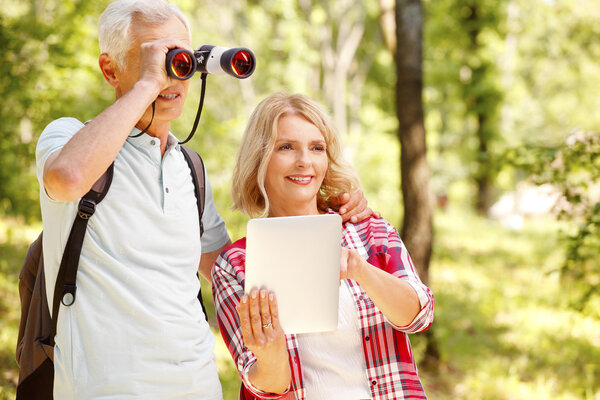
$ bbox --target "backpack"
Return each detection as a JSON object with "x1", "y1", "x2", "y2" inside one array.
[{"x1": 15, "y1": 145, "x2": 206, "y2": 400}]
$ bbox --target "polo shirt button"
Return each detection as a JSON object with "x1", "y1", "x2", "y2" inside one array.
[
  {"x1": 150, "y1": 139, "x2": 156, "y2": 145},
  {"x1": 365, "y1": 336, "x2": 370, "y2": 341},
  {"x1": 165, "y1": 187, "x2": 169, "y2": 193},
  {"x1": 371, "y1": 380, "x2": 377, "y2": 386}
]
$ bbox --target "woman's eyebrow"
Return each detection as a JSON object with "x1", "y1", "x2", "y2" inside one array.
[{"x1": 274, "y1": 138, "x2": 326, "y2": 144}]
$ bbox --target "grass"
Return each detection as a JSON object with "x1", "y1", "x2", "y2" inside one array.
[
  {"x1": 1, "y1": 208, "x2": 599, "y2": 399},
  {"x1": 416, "y1": 207, "x2": 600, "y2": 399}
]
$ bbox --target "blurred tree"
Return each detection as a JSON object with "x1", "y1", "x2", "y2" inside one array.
[
  {"x1": 394, "y1": 0, "x2": 439, "y2": 365},
  {"x1": 459, "y1": 1, "x2": 504, "y2": 214},
  {"x1": 0, "y1": 0, "x2": 110, "y2": 220},
  {"x1": 296, "y1": 0, "x2": 366, "y2": 139},
  {"x1": 395, "y1": 0, "x2": 432, "y2": 284},
  {"x1": 504, "y1": 131, "x2": 600, "y2": 319},
  {"x1": 422, "y1": 0, "x2": 505, "y2": 214},
  {"x1": 506, "y1": 0, "x2": 600, "y2": 142}
]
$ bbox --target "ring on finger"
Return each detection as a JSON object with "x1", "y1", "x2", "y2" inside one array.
[{"x1": 262, "y1": 322, "x2": 272, "y2": 329}]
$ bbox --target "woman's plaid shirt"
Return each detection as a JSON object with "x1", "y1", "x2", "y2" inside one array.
[{"x1": 212, "y1": 215, "x2": 434, "y2": 400}]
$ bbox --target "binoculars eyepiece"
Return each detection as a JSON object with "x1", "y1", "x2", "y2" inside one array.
[{"x1": 166, "y1": 45, "x2": 256, "y2": 80}]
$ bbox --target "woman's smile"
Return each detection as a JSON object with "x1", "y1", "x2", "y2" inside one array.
[{"x1": 287, "y1": 175, "x2": 313, "y2": 185}]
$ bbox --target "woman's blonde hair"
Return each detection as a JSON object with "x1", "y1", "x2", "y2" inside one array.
[{"x1": 232, "y1": 92, "x2": 360, "y2": 217}]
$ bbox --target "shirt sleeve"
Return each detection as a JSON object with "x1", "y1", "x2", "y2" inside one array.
[
  {"x1": 378, "y1": 221, "x2": 434, "y2": 333},
  {"x1": 36, "y1": 117, "x2": 84, "y2": 199},
  {"x1": 199, "y1": 168, "x2": 230, "y2": 253},
  {"x1": 211, "y1": 244, "x2": 290, "y2": 399}
]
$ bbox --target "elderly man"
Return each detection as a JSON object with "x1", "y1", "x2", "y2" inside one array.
[{"x1": 38, "y1": 1, "x2": 229, "y2": 398}]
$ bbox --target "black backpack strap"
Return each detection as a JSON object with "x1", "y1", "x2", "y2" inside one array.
[
  {"x1": 180, "y1": 145, "x2": 209, "y2": 321},
  {"x1": 180, "y1": 145, "x2": 206, "y2": 237},
  {"x1": 50, "y1": 163, "x2": 114, "y2": 343}
]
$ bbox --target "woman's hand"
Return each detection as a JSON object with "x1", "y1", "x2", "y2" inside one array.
[
  {"x1": 237, "y1": 289, "x2": 291, "y2": 394},
  {"x1": 340, "y1": 247, "x2": 366, "y2": 282},
  {"x1": 339, "y1": 247, "x2": 421, "y2": 327}
]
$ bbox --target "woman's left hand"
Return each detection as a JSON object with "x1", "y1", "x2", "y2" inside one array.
[
  {"x1": 340, "y1": 247, "x2": 366, "y2": 282},
  {"x1": 340, "y1": 247, "x2": 422, "y2": 327}
]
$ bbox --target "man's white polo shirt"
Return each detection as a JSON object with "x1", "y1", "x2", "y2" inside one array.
[{"x1": 36, "y1": 118, "x2": 230, "y2": 399}]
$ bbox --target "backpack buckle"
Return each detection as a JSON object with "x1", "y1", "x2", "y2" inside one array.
[
  {"x1": 78, "y1": 199, "x2": 96, "y2": 219},
  {"x1": 62, "y1": 284, "x2": 77, "y2": 306}
]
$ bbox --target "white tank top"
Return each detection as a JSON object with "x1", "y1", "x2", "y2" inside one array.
[{"x1": 296, "y1": 281, "x2": 372, "y2": 400}]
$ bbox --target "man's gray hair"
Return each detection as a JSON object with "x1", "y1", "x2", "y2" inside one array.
[{"x1": 98, "y1": 0, "x2": 191, "y2": 69}]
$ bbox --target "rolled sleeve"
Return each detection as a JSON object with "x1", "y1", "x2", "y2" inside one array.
[
  {"x1": 240, "y1": 358, "x2": 291, "y2": 399},
  {"x1": 384, "y1": 222, "x2": 435, "y2": 333},
  {"x1": 395, "y1": 280, "x2": 434, "y2": 333}
]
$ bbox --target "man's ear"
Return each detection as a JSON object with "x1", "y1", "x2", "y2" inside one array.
[{"x1": 99, "y1": 53, "x2": 119, "y2": 88}]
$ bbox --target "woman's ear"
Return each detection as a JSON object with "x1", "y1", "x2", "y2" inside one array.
[{"x1": 99, "y1": 53, "x2": 119, "y2": 88}]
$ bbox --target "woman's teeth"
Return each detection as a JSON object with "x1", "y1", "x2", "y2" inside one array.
[{"x1": 288, "y1": 176, "x2": 311, "y2": 183}]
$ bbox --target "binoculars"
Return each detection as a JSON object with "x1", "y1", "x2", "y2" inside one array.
[{"x1": 166, "y1": 45, "x2": 256, "y2": 80}]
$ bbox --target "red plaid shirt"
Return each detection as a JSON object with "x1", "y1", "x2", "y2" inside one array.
[{"x1": 212, "y1": 215, "x2": 434, "y2": 400}]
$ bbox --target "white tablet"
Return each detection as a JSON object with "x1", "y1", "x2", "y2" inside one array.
[{"x1": 245, "y1": 214, "x2": 342, "y2": 334}]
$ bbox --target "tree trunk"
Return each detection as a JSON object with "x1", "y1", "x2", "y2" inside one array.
[
  {"x1": 475, "y1": 113, "x2": 492, "y2": 213},
  {"x1": 395, "y1": 0, "x2": 439, "y2": 367},
  {"x1": 395, "y1": 0, "x2": 431, "y2": 284},
  {"x1": 464, "y1": 4, "x2": 496, "y2": 215}
]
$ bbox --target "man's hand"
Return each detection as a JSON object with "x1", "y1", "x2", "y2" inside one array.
[
  {"x1": 330, "y1": 190, "x2": 380, "y2": 223},
  {"x1": 137, "y1": 38, "x2": 191, "y2": 93}
]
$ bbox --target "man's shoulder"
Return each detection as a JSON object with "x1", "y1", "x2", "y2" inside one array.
[
  {"x1": 44, "y1": 117, "x2": 84, "y2": 131},
  {"x1": 39, "y1": 118, "x2": 83, "y2": 142}
]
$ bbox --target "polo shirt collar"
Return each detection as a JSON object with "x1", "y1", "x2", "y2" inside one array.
[{"x1": 126, "y1": 128, "x2": 182, "y2": 155}]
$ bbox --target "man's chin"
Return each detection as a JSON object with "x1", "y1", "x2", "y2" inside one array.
[{"x1": 154, "y1": 107, "x2": 184, "y2": 122}]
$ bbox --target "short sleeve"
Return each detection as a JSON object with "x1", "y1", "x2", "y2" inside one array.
[
  {"x1": 199, "y1": 169, "x2": 230, "y2": 253},
  {"x1": 36, "y1": 117, "x2": 84, "y2": 194}
]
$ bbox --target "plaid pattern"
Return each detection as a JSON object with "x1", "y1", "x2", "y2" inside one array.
[{"x1": 212, "y1": 215, "x2": 434, "y2": 400}]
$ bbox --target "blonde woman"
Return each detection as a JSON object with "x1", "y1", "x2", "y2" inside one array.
[{"x1": 212, "y1": 93, "x2": 434, "y2": 400}]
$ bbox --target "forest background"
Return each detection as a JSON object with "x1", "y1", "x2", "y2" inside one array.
[{"x1": 1, "y1": 0, "x2": 599, "y2": 399}]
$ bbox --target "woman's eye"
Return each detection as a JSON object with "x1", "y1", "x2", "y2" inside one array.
[
  {"x1": 312, "y1": 145, "x2": 325, "y2": 152},
  {"x1": 278, "y1": 144, "x2": 292, "y2": 150}
]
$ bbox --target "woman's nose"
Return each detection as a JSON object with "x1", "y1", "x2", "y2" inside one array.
[{"x1": 295, "y1": 149, "x2": 311, "y2": 167}]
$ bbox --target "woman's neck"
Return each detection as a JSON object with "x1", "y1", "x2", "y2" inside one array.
[{"x1": 268, "y1": 202, "x2": 321, "y2": 218}]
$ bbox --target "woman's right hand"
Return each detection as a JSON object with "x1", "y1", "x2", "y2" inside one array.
[{"x1": 237, "y1": 289, "x2": 291, "y2": 394}]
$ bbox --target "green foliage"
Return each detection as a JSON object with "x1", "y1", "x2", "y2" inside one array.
[
  {"x1": 0, "y1": 0, "x2": 111, "y2": 220},
  {"x1": 503, "y1": 131, "x2": 600, "y2": 318},
  {"x1": 563, "y1": 202, "x2": 600, "y2": 317},
  {"x1": 423, "y1": 0, "x2": 506, "y2": 207},
  {"x1": 420, "y1": 207, "x2": 600, "y2": 399},
  {"x1": 511, "y1": 0, "x2": 600, "y2": 140}
]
